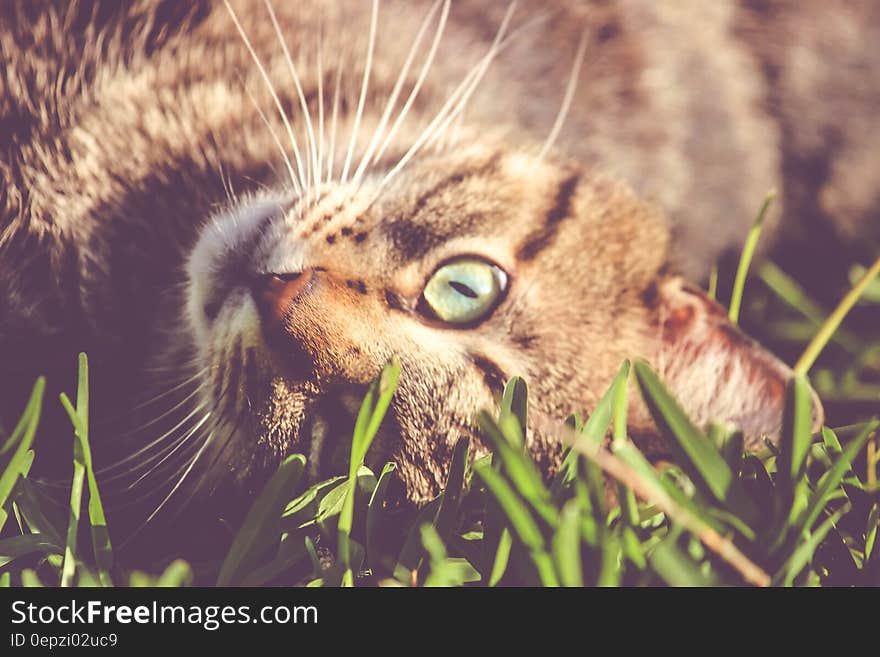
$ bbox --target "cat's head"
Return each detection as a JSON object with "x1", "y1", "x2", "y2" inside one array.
[{"x1": 183, "y1": 133, "x2": 821, "y2": 502}]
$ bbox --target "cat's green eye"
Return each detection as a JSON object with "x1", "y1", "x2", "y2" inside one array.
[{"x1": 421, "y1": 258, "x2": 508, "y2": 325}]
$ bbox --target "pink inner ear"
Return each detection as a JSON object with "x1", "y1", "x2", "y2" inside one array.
[{"x1": 654, "y1": 277, "x2": 823, "y2": 450}]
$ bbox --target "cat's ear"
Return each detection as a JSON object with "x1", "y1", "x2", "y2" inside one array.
[{"x1": 652, "y1": 277, "x2": 823, "y2": 450}]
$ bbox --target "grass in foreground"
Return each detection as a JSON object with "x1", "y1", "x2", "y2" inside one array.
[
  {"x1": 1, "y1": 214, "x2": 878, "y2": 586},
  {"x1": 0, "y1": 351, "x2": 877, "y2": 587}
]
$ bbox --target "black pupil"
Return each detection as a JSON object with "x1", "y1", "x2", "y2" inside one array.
[{"x1": 449, "y1": 280, "x2": 478, "y2": 299}]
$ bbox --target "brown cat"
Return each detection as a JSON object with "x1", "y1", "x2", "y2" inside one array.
[{"x1": 1, "y1": 1, "x2": 874, "y2": 533}]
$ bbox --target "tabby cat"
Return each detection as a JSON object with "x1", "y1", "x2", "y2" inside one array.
[{"x1": 1, "y1": 1, "x2": 876, "y2": 543}]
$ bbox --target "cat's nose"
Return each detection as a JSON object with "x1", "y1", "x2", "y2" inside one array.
[{"x1": 252, "y1": 269, "x2": 315, "y2": 328}]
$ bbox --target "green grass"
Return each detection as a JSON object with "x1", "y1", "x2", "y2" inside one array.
[{"x1": 1, "y1": 245, "x2": 878, "y2": 586}]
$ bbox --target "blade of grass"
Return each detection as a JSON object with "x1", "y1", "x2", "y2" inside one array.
[
  {"x1": 776, "y1": 375, "x2": 815, "y2": 538},
  {"x1": 474, "y1": 461, "x2": 559, "y2": 586},
  {"x1": 500, "y1": 377, "x2": 528, "y2": 435},
  {"x1": 634, "y1": 361, "x2": 758, "y2": 526},
  {"x1": 0, "y1": 534, "x2": 62, "y2": 568},
  {"x1": 729, "y1": 191, "x2": 774, "y2": 323},
  {"x1": 339, "y1": 358, "x2": 400, "y2": 586},
  {"x1": 432, "y1": 437, "x2": 470, "y2": 539},
  {"x1": 798, "y1": 419, "x2": 877, "y2": 534},
  {"x1": 821, "y1": 427, "x2": 864, "y2": 489},
  {"x1": 240, "y1": 533, "x2": 310, "y2": 586},
  {"x1": 710, "y1": 422, "x2": 744, "y2": 474},
  {"x1": 59, "y1": 353, "x2": 113, "y2": 586},
  {"x1": 650, "y1": 530, "x2": 718, "y2": 586},
  {"x1": 707, "y1": 263, "x2": 718, "y2": 301},
  {"x1": 20, "y1": 569, "x2": 43, "y2": 587},
  {"x1": 313, "y1": 467, "x2": 376, "y2": 526},
  {"x1": 478, "y1": 412, "x2": 556, "y2": 526},
  {"x1": 596, "y1": 532, "x2": 621, "y2": 587},
  {"x1": 0, "y1": 377, "x2": 45, "y2": 458},
  {"x1": 868, "y1": 435, "x2": 878, "y2": 492},
  {"x1": 540, "y1": 417, "x2": 771, "y2": 586},
  {"x1": 394, "y1": 497, "x2": 442, "y2": 583},
  {"x1": 610, "y1": 363, "x2": 641, "y2": 551},
  {"x1": 282, "y1": 475, "x2": 346, "y2": 528},
  {"x1": 351, "y1": 357, "x2": 401, "y2": 471},
  {"x1": 782, "y1": 374, "x2": 815, "y2": 480},
  {"x1": 421, "y1": 525, "x2": 480, "y2": 587},
  {"x1": 865, "y1": 503, "x2": 878, "y2": 563},
  {"x1": 552, "y1": 499, "x2": 583, "y2": 586},
  {"x1": 216, "y1": 453, "x2": 306, "y2": 585},
  {"x1": 759, "y1": 262, "x2": 859, "y2": 353},
  {"x1": 611, "y1": 361, "x2": 630, "y2": 449},
  {"x1": 487, "y1": 528, "x2": 513, "y2": 586},
  {"x1": 156, "y1": 560, "x2": 193, "y2": 587},
  {"x1": 1, "y1": 453, "x2": 34, "y2": 537},
  {"x1": 551, "y1": 361, "x2": 628, "y2": 498},
  {"x1": 577, "y1": 448, "x2": 607, "y2": 521},
  {"x1": 366, "y1": 462, "x2": 397, "y2": 570},
  {"x1": 0, "y1": 378, "x2": 45, "y2": 532},
  {"x1": 14, "y1": 478, "x2": 65, "y2": 545},
  {"x1": 794, "y1": 255, "x2": 880, "y2": 375},
  {"x1": 58, "y1": 423, "x2": 85, "y2": 588},
  {"x1": 774, "y1": 503, "x2": 850, "y2": 586}
]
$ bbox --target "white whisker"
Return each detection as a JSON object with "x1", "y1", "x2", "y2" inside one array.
[
  {"x1": 372, "y1": 0, "x2": 451, "y2": 166},
  {"x1": 422, "y1": 6, "x2": 522, "y2": 152},
  {"x1": 114, "y1": 384, "x2": 204, "y2": 440},
  {"x1": 137, "y1": 358, "x2": 203, "y2": 376},
  {"x1": 124, "y1": 412, "x2": 212, "y2": 491},
  {"x1": 99, "y1": 410, "x2": 208, "y2": 487},
  {"x1": 373, "y1": 1, "x2": 518, "y2": 198},
  {"x1": 94, "y1": 368, "x2": 204, "y2": 429},
  {"x1": 223, "y1": 0, "x2": 307, "y2": 193},
  {"x1": 214, "y1": 159, "x2": 235, "y2": 207},
  {"x1": 101, "y1": 418, "x2": 210, "y2": 509},
  {"x1": 353, "y1": 0, "x2": 445, "y2": 184},
  {"x1": 118, "y1": 420, "x2": 219, "y2": 547},
  {"x1": 96, "y1": 367, "x2": 208, "y2": 426},
  {"x1": 100, "y1": 434, "x2": 195, "y2": 487},
  {"x1": 327, "y1": 54, "x2": 344, "y2": 183},
  {"x1": 316, "y1": 18, "x2": 325, "y2": 193},
  {"x1": 96, "y1": 401, "x2": 208, "y2": 476},
  {"x1": 425, "y1": 8, "x2": 551, "y2": 154},
  {"x1": 243, "y1": 83, "x2": 302, "y2": 195},
  {"x1": 340, "y1": 0, "x2": 379, "y2": 183},
  {"x1": 537, "y1": 28, "x2": 588, "y2": 161},
  {"x1": 264, "y1": 0, "x2": 320, "y2": 203},
  {"x1": 438, "y1": 105, "x2": 467, "y2": 151},
  {"x1": 118, "y1": 456, "x2": 201, "y2": 544},
  {"x1": 187, "y1": 408, "x2": 251, "y2": 500}
]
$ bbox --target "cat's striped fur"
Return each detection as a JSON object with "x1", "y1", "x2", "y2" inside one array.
[{"x1": 1, "y1": 1, "x2": 875, "y2": 534}]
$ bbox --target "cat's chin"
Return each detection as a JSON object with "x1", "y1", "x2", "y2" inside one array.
[{"x1": 194, "y1": 373, "x2": 398, "y2": 500}]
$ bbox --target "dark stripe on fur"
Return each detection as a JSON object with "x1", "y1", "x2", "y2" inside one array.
[
  {"x1": 244, "y1": 347, "x2": 259, "y2": 397},
  {"x1": 226, "y1": 337, "x2": 243, "y2": 407},
  {"x1": 516, "y1": 173, "x2": 581, "y2": 261},
  {"x1": 470, "y1": 353, "x2": 507, "y2": 393},
  {"x1": 386, "y1": 153, "x2": 502, "y2": 261},
  {"x1": 409, "y1": 152, "x2": 502, "y2": 218}
]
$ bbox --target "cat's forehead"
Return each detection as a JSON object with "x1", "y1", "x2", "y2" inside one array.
[
  {"x1": 284, "y1": 144, "x2": 565, "y2": 257},
  {"x1": 251, "y1": 137, "x2": 668, "y2": 301}
]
